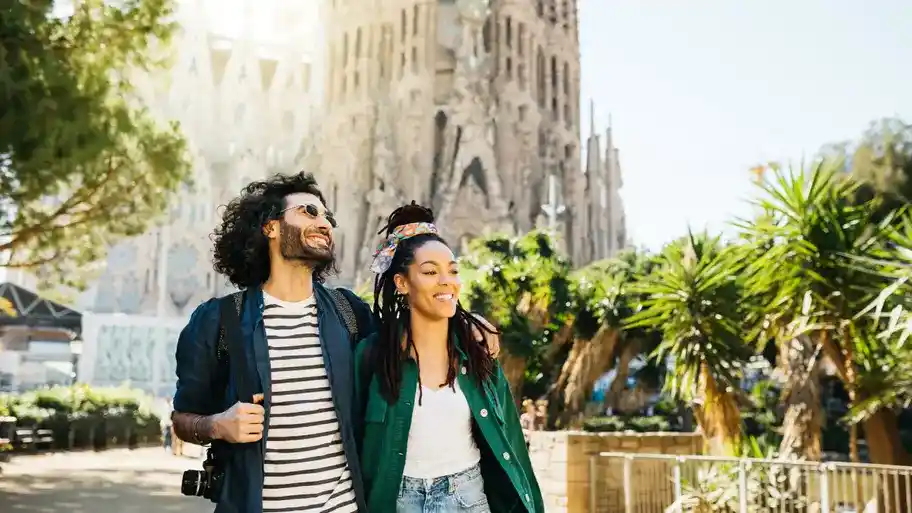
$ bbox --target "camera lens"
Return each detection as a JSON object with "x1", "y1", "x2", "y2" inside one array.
[{"x1": 181, "y1": 470, "x2": 208, "y2": 497}]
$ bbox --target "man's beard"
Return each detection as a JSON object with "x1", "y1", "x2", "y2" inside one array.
[{"x1": 279, "y1": 219, "x2": 335, "y2": 267}]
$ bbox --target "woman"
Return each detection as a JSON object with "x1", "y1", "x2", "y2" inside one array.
[{"x1": 354, "y1": 202, "x2": 544, "y2": 513}]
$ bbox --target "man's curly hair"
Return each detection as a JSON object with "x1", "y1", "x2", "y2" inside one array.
[{"x1": 212, "y1": 172, "x2": 337, "y2": 288}]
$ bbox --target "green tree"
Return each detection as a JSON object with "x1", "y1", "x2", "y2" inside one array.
[
  {"x1": 739, "y1": 162, "x2": 908, "y2": 467},
  {"x1": 1, "y1": 0, "x2": 191, "y2": 288},
  {"x1": 822, "y1": 117, "x2": 912, "y2": 215},
  {"x1": 462, "y1": 230, "x2": 573, "y2": 400},
  {"x1": 626, "y1": 233, "x2": 754, "y2": 455},
  {"x1": 546, "y1": 249, "x2": 660, "y2": 428}
]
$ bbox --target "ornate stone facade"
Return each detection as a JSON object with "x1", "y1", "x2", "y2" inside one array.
[
  {"x1": 315, "y1": 0, "x2": 625, "y2": 285},
  {"x1": 58, "y1": 0, "x2": 627, "y2": 314},
  {"x1": 81, "y1": 0, "x2": 323, "y2": 316}
]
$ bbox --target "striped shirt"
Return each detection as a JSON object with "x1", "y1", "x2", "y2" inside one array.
[{"x1": 261, "y1": 293, "x2": 357, "y2": 513}]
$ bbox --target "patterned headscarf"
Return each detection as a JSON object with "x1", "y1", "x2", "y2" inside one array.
[{"x1": 370, "y1": 222, "x2": 439, "y2": 274}]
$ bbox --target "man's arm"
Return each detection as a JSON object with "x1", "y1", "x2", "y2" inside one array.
[
  {"x1": 171, "y1": 299, "x2": 221, "y2": 444},
  {"x1": 171, "y1": 298, "x2": 266, "y2": 445},
  {"x1": 172, "y1": 396, "x2": 265, "y2": 444}
]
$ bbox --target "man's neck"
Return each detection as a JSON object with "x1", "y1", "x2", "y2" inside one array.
[
  {"x1": 409, "y1": 314, "x2": 450, "y2": 357},
  {"x1": 262, "y1": 259, "x2": 314, "y2": 302}
]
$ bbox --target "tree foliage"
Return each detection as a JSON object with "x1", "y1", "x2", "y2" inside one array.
[{"x1": 0, "y1": 0, "x2": 191, "y2": 287}]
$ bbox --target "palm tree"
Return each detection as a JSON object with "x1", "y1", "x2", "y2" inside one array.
[
  {"x1": 738, "y1": 160, "x2": 912, "y2": 468},
  {"x1": 626, "y1": 233, "x2": 753, "y2": 455},
  {"x1": 462, "y1": 230, "x2": 573, "y2": 401},
  {"x1": 546, "y1": 257, "x2": 633, "y2": 428},
  {"x1": 849, "y1": 210, "x2": 912, "y2": 464}
]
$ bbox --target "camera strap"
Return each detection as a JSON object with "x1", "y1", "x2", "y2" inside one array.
[{"x1": 218, "y1": 292, "x2": 257, "y2": 403}]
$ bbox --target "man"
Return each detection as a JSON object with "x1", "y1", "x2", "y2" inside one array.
[{"x1": 172, "y1": 172, "x2": 498, "y2": 513}]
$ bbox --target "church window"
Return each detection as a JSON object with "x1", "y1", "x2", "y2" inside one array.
[
  {"x1": 413, "y1": 5, "x2": 420, "y2": 35},
  {"x1": 536, "y1": 48, "x2": 546, "y2": 107},
  {"x1": 563, "y1": 62, "x2": 570, "y2": 94},
  {"x1": 505, "y1": 17, "x2": 512, "y2": 48},
  {"x1": 551, "y1": 56, "x2": 558, "y2": 88},
  {"x1": 401, "y1": 9, "x2": 407, "y2": 43},
  {"x1": 505, "y1": 56, "x2": 512, "y2": 78},
  {"x1": 411, "y1": 46, "x2": 418, "y2": 73},
  {"x1": 355, "y1": 28, "x2": 362, "y2": 58},
  {"x1": 518, "y1": 63, "x2": 526, "y2": 89},
  {"x1": 518, "y1": 23, "x2": 525, "y2": 56},
  {"x1": 482, "y1": 19, "x2": 492, "y2": 52},
  {"x1": 343, "y1": 33, "x2": 349, "y2": 67}
]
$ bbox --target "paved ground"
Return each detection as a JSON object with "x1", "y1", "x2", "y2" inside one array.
[{"x1": 0, "y1": 448, "x2": 212, "y2": 513}]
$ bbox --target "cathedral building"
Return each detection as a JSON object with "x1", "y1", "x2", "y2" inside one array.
[
  {"x1": 312, "y1": 0, "x2": 618, "y2": 286},
  {"x1": 33, "y1": 0, "x2": 626, "y2": 316}
]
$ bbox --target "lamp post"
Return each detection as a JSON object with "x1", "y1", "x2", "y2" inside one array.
[{"x1": 69, "y1": 338, "x2": 83, "y2": 385}]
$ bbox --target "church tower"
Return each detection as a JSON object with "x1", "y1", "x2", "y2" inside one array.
[{"x1": 318, "y1": 0, "x2": 585, "y2": 285}]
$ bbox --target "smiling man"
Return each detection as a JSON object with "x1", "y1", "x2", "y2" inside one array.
[{"x1": 170, "y1": 172, "x2": 498, "y2": 513}]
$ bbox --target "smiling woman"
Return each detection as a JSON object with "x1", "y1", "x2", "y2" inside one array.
[{"x1": 353, "y1": 201, "x2": 545, "y2": 513}]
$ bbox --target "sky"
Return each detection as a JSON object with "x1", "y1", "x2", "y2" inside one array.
[{"x1": 578, "y1": 0, "x2": 912, "y2": 249}]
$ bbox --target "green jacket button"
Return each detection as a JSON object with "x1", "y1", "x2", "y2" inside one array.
[
  {"x1": 480, "y1": 408, "x2": 488, "y2": 417},
  {"x1": 502, "y1": 452, "x2": 510, "y2": 461}
]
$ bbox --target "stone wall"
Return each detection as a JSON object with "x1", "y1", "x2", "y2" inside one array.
[{"x1": 528, "y1": 431, "x2": 704, "y2": 513}]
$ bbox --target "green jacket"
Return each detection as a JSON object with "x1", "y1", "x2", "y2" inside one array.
[{"x1": 353, "y1": 333, "x2": 545, "y2": 513}]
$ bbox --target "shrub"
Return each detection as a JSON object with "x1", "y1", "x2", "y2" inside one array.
[
  {"x1": 582, "y1": 415, "x2": 673, "y2": 433},
  {"x1": 1, "y1": 385, "x2": 162, "y2": 450}
]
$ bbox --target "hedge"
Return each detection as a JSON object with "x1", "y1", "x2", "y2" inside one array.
[{"x1": 0, "y1": 385, "x2": 162, "y2": 450}]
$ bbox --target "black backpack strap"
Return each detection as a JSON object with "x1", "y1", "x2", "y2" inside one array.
[
  {"x1": 215, "y1": 292, "x2": 243, "y2": 362},
  {"x1": 327, "y1": 287, "x2": 360, "y2": 343},
  {"x1": 217, "y1": 291, "x2": 254, "y2": 402}
]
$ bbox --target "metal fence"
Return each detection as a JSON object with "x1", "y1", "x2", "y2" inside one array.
[{"x1": 590, "y1": 452, "x2": 912, "y2": 513}]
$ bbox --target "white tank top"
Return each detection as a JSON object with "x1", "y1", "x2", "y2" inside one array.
[{"x1": 402, "y1": 379, "x2": 481, "y2": 479}]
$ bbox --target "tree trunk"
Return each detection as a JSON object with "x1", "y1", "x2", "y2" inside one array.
[
  {"x1": 546, "y1": 333, "x2": 587, "y2": 429},
  {"x1": 548, "y1": 327, "x2": 619, "y2": 428},
  {"x1": 864, "y1": 408, "x2": 911, "y2": 513},
  {"x1": 604, "y1": 339, "x2": 640, "y2": 412},
  {"x1": 695, "y1": 364, "x2": 741, "y2": 455},
  {"x1": 778, "y1": 335, "x2": 823, "y2": 461}
]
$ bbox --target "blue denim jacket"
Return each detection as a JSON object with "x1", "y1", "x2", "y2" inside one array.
[{"x1": 172, "y1": 284, "x2": 375, "y2": 513}]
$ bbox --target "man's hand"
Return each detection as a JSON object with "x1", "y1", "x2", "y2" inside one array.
[
  {"x1": 470, "y1": 313, "x2": 501, "y2": 358},
  {"x1": 213, "y1": 393, "x2": 265, "y2": 444}
]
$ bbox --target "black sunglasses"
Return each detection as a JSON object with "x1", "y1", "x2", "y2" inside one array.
[{"x1": 282, "y1": 203, "x2": 337, "y2": 228}]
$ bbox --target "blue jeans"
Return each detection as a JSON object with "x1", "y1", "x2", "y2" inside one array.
[{"x1": 397, "y1": 464, "x2": 491, "y2": 513}]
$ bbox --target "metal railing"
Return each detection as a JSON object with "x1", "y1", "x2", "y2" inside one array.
[{"x1": 590, "y1": 452, "x2": 912, "y2": 513}]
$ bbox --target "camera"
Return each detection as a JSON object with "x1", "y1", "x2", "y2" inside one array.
[{"x1": 181, "y1": 448, "x2": 222, "y2": 500}]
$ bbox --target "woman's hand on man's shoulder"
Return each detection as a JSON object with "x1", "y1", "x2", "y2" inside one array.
[{"x1": 469, "y1": 313, "x2": 501, "y2": 358}]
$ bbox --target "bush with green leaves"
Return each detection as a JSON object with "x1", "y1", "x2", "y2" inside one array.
[
  {"x1": 0, "y1": 385, "x2": 162, "y2": 449},
  {"x1": 582, "y1": 415, "x2": 673, "y2": 433}
]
